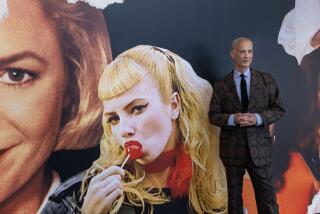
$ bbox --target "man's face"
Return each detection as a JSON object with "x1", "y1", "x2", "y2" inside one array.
[{"x1": 231, "y1": 40, "x2": 253, "y2": 72}]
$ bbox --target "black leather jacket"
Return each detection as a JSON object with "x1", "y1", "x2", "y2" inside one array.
[
  {"x1": 41, "y1": 172, "x2": 85, "y2": 214},
  {"x1": 41, "y1": 172, "x2": 191, "y2": 214}
]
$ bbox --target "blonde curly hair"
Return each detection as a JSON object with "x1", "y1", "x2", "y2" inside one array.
[{"x1": 82, "y1": 45, "x2": 227, "y2": 213}]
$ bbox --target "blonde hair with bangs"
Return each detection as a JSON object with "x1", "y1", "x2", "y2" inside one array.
[{"x1": 82, "y1": 45, "x2": 227, "y2": 213}]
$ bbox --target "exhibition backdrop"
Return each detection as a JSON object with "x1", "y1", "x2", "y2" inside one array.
[{"x1": 1, "y1": 0, "x2": 317, "y2": 213}]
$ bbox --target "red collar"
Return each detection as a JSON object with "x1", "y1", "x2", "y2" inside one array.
[
  {"x1": 143, "y1": 144, "x2": 193, "y2": 198},
  {"x1": 143, "y1": 147, "x2": 179, "y2": 173}
]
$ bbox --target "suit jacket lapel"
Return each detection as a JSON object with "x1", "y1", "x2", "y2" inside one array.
[
  {"x1": 248, "y1": 69, "x2": 259, "y2": 111},
  {"x1": 225, "y1": 71, "x2": 242, "y2": 111}
]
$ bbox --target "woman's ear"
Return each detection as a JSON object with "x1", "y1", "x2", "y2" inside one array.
[{"x1": 170, "y1": 92, "x2": 181, "y2": 120}]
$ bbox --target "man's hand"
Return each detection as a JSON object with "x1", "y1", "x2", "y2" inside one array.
[
  {"x1": 234, "y1": 113, "x2": 245, "y2": 125},
  {"x1": 234, "y1": 113, "x2": 257, "y2": 127}
]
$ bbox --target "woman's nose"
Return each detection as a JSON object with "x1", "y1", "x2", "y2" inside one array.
[{"x1": 120, "y1": 120, "x2": 135, "y2": 138}]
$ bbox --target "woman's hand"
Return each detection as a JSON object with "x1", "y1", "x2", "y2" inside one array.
[{"x1": 82, "y1": 166, "x2": 125, "y2": 214}]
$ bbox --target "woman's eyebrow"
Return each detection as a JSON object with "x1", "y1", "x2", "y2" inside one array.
[
  {"x1": 103, "y1": 102, "x2": 137, "y2": 116},
  {"x1": 104, "y1": 99, "x2": 146, "y2": 116},
  {"x1": 0, "y1": 51, "x2": 48, "y2": 68},
  {"x1": 124, "y1": 99, "x2": 146, "y2": 111},
  {"x1": 104, "y1": 112, "x2": 115, "y2": 117}
]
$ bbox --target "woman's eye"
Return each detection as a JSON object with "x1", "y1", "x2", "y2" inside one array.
[
  {"x1": 107, "y1": 115, "x2": 120, "y2": 125},
  {"x1": 131, "y1": 103, "x2": 148, "y2": 115},
  {"x1": 0, "y1": 68, "x2": 37, "y2": 85}
]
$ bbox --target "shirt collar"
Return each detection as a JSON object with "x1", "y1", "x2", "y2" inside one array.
[{"x1": 233, "y1": 68, "x2": 251, "y2": 79}]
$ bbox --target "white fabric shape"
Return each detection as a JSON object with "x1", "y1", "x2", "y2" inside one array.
[
  {"x1": 308, "y1": 192, "x2": 320, "y2": 214},
  {"x1": 0, "y1": 0, "x2": 8, "y2": 23},
  {"x1": 278, "y1": 0, "x2": 320, "y2": 65},
  {"x1": 66, "y1": 0, "x2": 124, "y2": 9}
]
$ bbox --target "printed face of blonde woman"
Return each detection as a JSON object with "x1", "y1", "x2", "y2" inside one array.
[
  {"x1": 0, "y1": 0, "x2": 67, "y2": 205},
  {"x1": 103, "y1": 73, "x2": 180, "y2": 165}
]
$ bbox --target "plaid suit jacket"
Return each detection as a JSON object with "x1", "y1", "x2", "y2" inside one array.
[{"x1": 209, "y1": 69, "x2": 285, "y2": 166}]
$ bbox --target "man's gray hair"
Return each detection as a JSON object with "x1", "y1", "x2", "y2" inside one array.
[{"x1": 231, "y1": 37, "x2": 253, "y2": 50}]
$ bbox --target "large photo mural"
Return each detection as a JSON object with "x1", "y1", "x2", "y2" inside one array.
[{"x1": 0, "y1": 0, "x2": 319, "y2": 213}]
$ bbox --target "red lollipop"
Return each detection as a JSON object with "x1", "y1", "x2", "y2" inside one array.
[
  {"x1": 125, "y1": 141, "x2": 144, "y2": 160},
  {"x1": 120, "y1": 141, "x2": 143, "y2": 168}
]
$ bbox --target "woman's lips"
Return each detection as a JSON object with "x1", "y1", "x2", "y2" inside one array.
[{"x1": 124, "y1": 140, "x2": 144, "y2": 160}]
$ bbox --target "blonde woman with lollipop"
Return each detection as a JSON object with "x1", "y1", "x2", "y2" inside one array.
[{"x1": 42, "y1": 45, "x2": 227, "y2": 214}]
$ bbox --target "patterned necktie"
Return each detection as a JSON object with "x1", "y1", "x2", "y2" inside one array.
[{"x1": 240, "y1": 74, "x2": 248, "y2": 112}]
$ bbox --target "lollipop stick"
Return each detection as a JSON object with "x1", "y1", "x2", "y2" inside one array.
[{"x1": 120, "y1": 154, "x2": 130, "y2": 169}]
